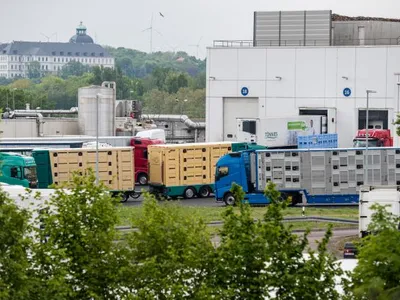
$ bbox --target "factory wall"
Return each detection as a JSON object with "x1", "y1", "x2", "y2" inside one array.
[
  {"x1": 0, "y1": 118, "x2": 79, "y2": 138},
  {"x1": 206, "y1": 45, "x2": 400, "y2": 147}
]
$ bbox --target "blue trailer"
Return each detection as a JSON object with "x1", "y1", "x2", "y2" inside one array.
[{"x1": 214, "y1": 147, "x2": 399, "y2": 206}]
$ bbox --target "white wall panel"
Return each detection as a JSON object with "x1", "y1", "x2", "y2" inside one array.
[
  {"x1": 237, "y1": 80, "x2": 266, "y2": 98},
  {"x1": 324, "y1": 48, "x2": 337, "y2": 105},
  {"x1": 206, "y1": 97, "x2": 224, "y2": 142},
  {"x1": 295, "y1": 48, "x2": 326, "y2": 98},
  {"x1": 208, "y1": 80, "x2": 238, "y2": 98},
  {"x1": 208, "y1": 49, "x2": 238, "y2": 80},
  {"x1": 238, "y1": 48, "x2": 267, "y2": 80},
  {"x1": 266, "y1": 48, "x2": 296, "y2": 98},
  {"x1": 355, "y1": 47, "x2": 387, "y2": 101}
]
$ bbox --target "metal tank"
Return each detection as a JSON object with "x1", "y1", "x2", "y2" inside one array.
[{"x1": 78, "y1": 82, "x2": 116, "y2": 136}]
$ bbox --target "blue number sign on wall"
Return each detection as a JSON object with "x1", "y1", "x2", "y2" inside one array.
[
  {"x1": 343, "y1": 87, "x2": 351, "y2": 97},
  {"x1": 241, "y1": 87, "x2": 249, "y2": 96}
]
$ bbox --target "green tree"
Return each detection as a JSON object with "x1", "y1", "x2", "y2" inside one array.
[
  {"x1": 346, "y1": 204, "x2": 400, "y2": 299},
  {"x1": 206, "y1": 182, "x2": 343, "y2": 299},
  {"x1": 126, "y1": 193, "x2": 213, "y2": 298},
  {"x1": 165, "y1": 72, "x2": 189, "y2": 93},
  {"x1": 0, "y1": 189, "x2": 33, "y2": 300},
  {"x1": 30, "y1": 171, "x2": 129, "y2": 299},
  {"x1": 60, "y1": 61, "x2": 91, "y2": 79},
  {"x1": 27, "y1": 61, "x2": 42, "y2": 79}
]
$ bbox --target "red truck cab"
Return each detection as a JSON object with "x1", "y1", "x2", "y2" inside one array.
[
  {"x1": 131, "y1": 137, "x2": 164, "y2": 185},
  {"x1": 353, "y1": 129, "x2": 393, "y2": 147}
]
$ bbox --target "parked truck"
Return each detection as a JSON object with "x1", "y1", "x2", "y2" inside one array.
[
  {"x1": 131, "y1": 137, "x2": 164, "y2": 185},
  {"x1": 359, "y1": 185, "x2": 400, "y2": 237},
  {"x1": 0, "y1": 152, "x2": 38, "y2": 188},
  {"x1": 236, "y1": 115, "x2": 327, "y2": 148},
  {"x1": 32, "y1": 147, "x2": 137, "y2": 202},
  {"x1": 214, "y1": 147, "x2": 400, "y2": 206},
  {"x1": 148, "y1": 142, "x2": 265, "y2": 199},
  {"x1": 353, "y1": 129, "x2": 393, "y2": 147}
]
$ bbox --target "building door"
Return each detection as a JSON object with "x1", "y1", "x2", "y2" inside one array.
[
  {"x1": 299, "y1": 108, "x2": 330, "y2": 134},
  {"x1": 223, "y1": 98, "x2": 259, "y2": 141},
  {"x1": 358, "y1": 110, "x2": 388, "y2": 130}
]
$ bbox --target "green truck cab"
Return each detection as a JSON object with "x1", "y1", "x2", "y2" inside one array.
[{"x1": 0, "y1": 152, "x2": 38, "y2": 188}]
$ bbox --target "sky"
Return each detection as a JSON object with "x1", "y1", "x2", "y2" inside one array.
[{"x1": 1, "y1": 0, "x2": 400, "y2": 59}]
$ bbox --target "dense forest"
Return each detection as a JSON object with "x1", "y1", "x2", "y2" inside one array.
[{"x1": 0, "y1": 47, "x2": 206, "y2": 118}]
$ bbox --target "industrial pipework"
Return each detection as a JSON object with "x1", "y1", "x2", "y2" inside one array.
[
  {"x1": 140, "y1": 114, "x2": 205, "y2": 129},
  {"x1": 9, "y1": 111, "x2": 44, "y2": 137}
]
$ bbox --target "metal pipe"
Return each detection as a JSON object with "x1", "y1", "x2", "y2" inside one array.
[
  {"x1": 9, "y1": 112, "x2": 44, "y2": 137},
  {"x1": 365, "y1": 89, "x2": 377, "y2": 185},
  {"x1": 96, "y1": 94, "x2": 100, "y2": 185},
  {"x1": 141, "y1": 114, "x2": 206, "y2": 129},
  {"x1": 13, "y1": 107, "x2": 78, "y2": 114}
]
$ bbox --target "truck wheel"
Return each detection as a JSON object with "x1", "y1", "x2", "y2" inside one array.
[
  {"x1": 198, "y1": 186, "x2": 211, "y2": 198},
  {"x1": 138, "y1": 174, "x2": 148, "y2": 185},
  {"x1": 131, "y1": 192, "x2": 141, "y2": 199},
  {"x1": 224, "y1": 192, "x2": 236, "y2": 206},
  {"x1": 184, "y1": 187, "x2": 196, "y2": 199},
  {"x1": 120, "y1": 193, "x2": 130, "y2": 203}
]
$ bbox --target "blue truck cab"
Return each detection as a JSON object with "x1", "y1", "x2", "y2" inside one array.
[{"x1": 215, "y1": 151, "x2": 271, "y2": 205}]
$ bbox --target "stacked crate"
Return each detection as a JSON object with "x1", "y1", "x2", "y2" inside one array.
[
  {"x1": 148, "y1": 142, "x2": 234, "y2": 187},
  {"x1": 47, "y1": 147, "x2": 134, "y2": 191},
  {"x1": 257, "y1": 148, "x2": 400, "y2": 196}
]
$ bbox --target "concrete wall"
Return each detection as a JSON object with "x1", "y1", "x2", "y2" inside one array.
[
  {"x1": 206, "y1": 45, "x2": 400, "y2": 147},
  {"x1": 333, "y1": 21, "x2": 400, "y2": 46},
  {"x1": 0, "y1": 118, "x2": 79, "y2": 138}
]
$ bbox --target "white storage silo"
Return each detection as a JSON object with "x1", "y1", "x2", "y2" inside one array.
[{"x1": 78, "y1": 82, "x2": 116, "y2": 136}]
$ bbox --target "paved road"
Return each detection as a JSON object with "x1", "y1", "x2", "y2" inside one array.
[{"x1": 124, "y1": 195, "x2": 224, "y2": 207}]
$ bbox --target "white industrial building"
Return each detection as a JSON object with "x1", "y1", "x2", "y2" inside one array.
[{"x1": 206, "y1": 10, "x2": 400, "y2": 148}]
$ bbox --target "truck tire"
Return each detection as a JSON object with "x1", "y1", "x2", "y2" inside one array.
[
  {"x1": 131, "y1": 192, "x2": 141, "y2": 199},
  {"x1": 224, "y1": 192, "x2": 236, "y2": 206},
  {"x1": 184, "y1": 187, "x2": 196, "y2": 199},
  {"x1": 198, "y1": 186, "x2": 211, "y2": 198},
  {"x1": 120, "y1": 193, "x2": 130, "y2": 203},
  {"x1": 137, "y1": 173, "x2": 148, "y2": 185}
]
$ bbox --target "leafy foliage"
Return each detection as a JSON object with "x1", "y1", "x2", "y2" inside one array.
[
  {"x1": 29, "y1": 170, "x2": 129, "y2": 299},
  {"x1": 0, "y1": 189, "x2": 33, "y2": 300},
  {"x1": 346, "y1": 204, "x2": 400, "y2": 299},
  {"x1": 126, "y1": 193, "x2": 213, "y2": 298}
]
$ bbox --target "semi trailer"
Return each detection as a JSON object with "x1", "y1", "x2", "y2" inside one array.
[
  {"x1": 214, "y1": 147, "x2": 400, "y2": 206},
  {"x1": 148, "y1": 142, "x2": 265, "y2": 199},
  {"x1": 236, "y1": 115, "x2": 327, "y2": 148},
  {"x1": 32, "y1": 147, "x2": 137, "y2": 202}
]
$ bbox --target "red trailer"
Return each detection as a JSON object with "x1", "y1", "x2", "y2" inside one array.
[{"x1": 131, "y1": 137, "x2": 164, "y2": 185}]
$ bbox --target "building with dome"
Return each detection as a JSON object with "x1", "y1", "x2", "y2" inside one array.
[{"x1": 0, "y1": 22, "x2": 114, "y2": 79}]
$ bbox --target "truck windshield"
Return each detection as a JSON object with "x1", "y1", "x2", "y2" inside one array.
[
  {"x1": 24, "y1": 166, "x2": 37, "y2": 181},
  {"x1": 353, "y1": 139, "x2": 378, "y2": 147}
]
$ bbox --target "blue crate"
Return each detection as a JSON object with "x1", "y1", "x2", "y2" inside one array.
[{"x1": 297, "y1": 134, "x2": 338, "y2": 149}]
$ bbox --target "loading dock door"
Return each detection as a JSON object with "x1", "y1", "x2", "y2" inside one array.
[
  {"x1": 223, "y1": 97, "x2": 259, "y2": 141},
  {"x1": 358, "y1": 110, "x2": 388, "y2": 130}
]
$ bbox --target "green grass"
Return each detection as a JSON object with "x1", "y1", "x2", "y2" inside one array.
[{"x1": 116, "y1": 204, "x2": 358, "y2": 227}]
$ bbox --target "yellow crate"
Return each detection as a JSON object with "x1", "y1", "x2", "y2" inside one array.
[
  {"x1": 148, "y1": 142, "x2": 234, "y2": 187},
  {"x1": 49, "y1": 147, "x2": 134, "y2": 191}
]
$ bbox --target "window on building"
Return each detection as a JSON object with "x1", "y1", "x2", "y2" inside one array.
[
  {"x1": 46, "y1": 65, "x2": 48, "y2": 70},
  {"x1": 13, "y1": 50, "x2": 17, "y2": 54},
  {"x1": 60, "y1": 51, "x2": 64, "y2": 56},
  {"x1": 46, "y1": 57, "x2": 48, "y2": 61},
  {"x1": 91, "y1": 52, "x2": 95, "y2": 56},
  {"x1": 54, "y1": 58, "x2": 56, "y2": 62},
  {"x1": 10, "y1": 65, "x2": 13, "y2": 70},
  {"x1": 100, "y1": 53, "x2": 104, "y2": 57},
  {"x1": 83, "y1": 52, "x2": 87, "y2": 56},
  {"x1": 62, "y1": 58, "x2": 64, "y2": 62},
  {"x1": 67, "y1": 52, "x2": 72, "y2": 56},
  {"x1": 54, "y1": 66, "x2": 57, "y2": 70},
  {"x1": 89, "y1": 59, "x2": 91, "y2": 63},
  {"x1": 76, "y1": 52, "x2": 80, "y2": 56},
  {"x1": 58, "y1": 58, "x2": 60, "y2": 62},
  {"x1": 52, "y1": 51, "x2": 56, "y2": 56}
]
